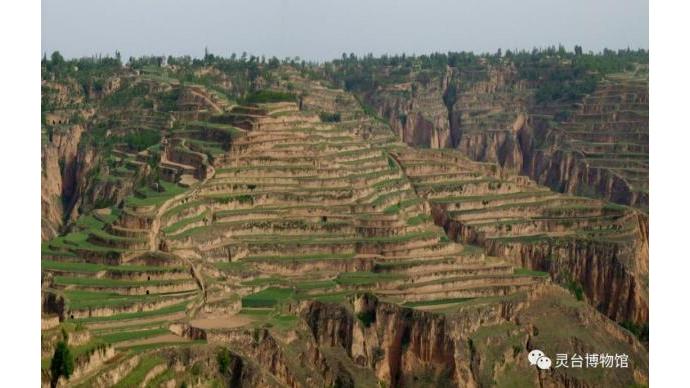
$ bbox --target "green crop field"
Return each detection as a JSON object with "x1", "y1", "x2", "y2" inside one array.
[
  {"x1": 100, "y1": 327, "x2": 170, "y2": 344},
  {"x1": 242, "y1": 287, "x2": 294, "y2": 308}
]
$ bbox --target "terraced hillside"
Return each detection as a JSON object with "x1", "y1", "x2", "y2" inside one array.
[
  {"x1": 392, "y1": 147, "x2": 648, "y2": 325},
  {"x1": 329, "y1": 50, "x2": 649, "y2": 210},
  {"x1": 42, "y1": 57, "x2": 648, "y2": 387},
  {"x1": 41, "y1": 62, "x2": 245, "y2": 241},
  {"x1": 525, "y1": 72, "x2": 649, "y2": 209}
]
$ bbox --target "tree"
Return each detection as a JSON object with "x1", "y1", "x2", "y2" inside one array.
[
  {"x1": 51, "y1": 51, "x2": 64, "y2": 65},
  {"x1": 50, "y1": 341, "x2": 74, "y2": 387},
  {"x1": 574, "y1": 45, "x2": 583, "y2": 56},
  {"x1": 49, "y1": 51, "x2": 65, "y2": 72},
  {"x1": 558, "y1": 44, "x2": 567, "y2": 56},
  {"x1": 217, "y1": 347, "x2": 232, "y2": 374},
  {"x1": 442, "y1": 82, "x2": 458, "y2": 110},
  {"x1": 268, "y1": 56, "x2": 280, "y2": 69}
]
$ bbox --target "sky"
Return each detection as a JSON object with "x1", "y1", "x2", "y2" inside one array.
[{"x1": 42, "y1": 0, "x2": 649, "y2": 61}]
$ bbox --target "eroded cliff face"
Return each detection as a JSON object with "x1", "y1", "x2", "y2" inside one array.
[
  {"x1": 41, "y1": 127, "x2": 150, "y2": 240},
  {"x1": 458, "y1": 112, "x2": 648, "y2": 209},
  {"x1": 161, "y1": 346, "x2": 274, "y2": 388},
  {"x1": 158, "y1": 289, "x2": 645, "y2": 387},
  {"x1": 364, "y1": 65, "x2": 527, "y2": 166},
  {"x1": 457, "y1": 126, "x2": 524, "y2": 173},
  {"x1": 517, "y1": 119, "x2": 647, "y2": 209},
  {"x1": 202, "y1": 327, "x2": 320, "y2": 387},
  {"x1": 41, "y1": 124, "x2": 84, "y2": 240},
  {"x1": 73, "y1": 147, "x2": 145, "y2": 220},
  {"x1": 360, "y1": 64, "x2": 528, "y2": 181},
  {"x1": 449, "y1": 65, "x2": 529, "y2": 175},
  {"x1": 281, "y1": 290, "x2": 646, "y2": 388},
  {"x1": 365, "y1": 67, "x2": 458, "y2": 149},
  {"x1": 301, "y1": 295, "x2": 466, "y2": 386},
  {"x1": 432, "y1": 204, "x2": 649, "y2": 325}
]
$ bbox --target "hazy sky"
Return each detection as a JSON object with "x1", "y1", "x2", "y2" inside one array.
[{"x1": 42, "y1": 0, "x2": 649, "y2": 61}]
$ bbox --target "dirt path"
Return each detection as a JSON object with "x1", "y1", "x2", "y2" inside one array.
[
  {"x1": 142, "y1": 157, "x2": 215, "y2": 319},
  {"x1": 190, "y1": 314, "x2": 253, "y2": 330}
]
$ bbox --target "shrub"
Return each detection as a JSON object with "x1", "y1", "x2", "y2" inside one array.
[
  {"x1": 216, "y1": 347, "x2": 232, "y2": 374},
  {"x1": 117, "y1": 130, "x2": 161, "y2": 152},
  {"x1": 621, "y1": 321, "x2": 649, "y2": 342},
  {"x1": 372, "y1": 346, "x2": 385, "y2": 362},
  {"x1": 191, "y1": 361, "x2": 203, "y2": 376},
  {"x1": 50, "y1": 341, "x2": 74, "y2": 387},
  {"x1": 387, "y1": 156, "x2": 397, "y2": 170},
  {"x1": 101, "y1": 83, "x2": 149, "y2": 108},
  {"x1": 534, "y1": 71, "x2": 598, "y2": 104},
  {"x1": 442, "y1": 83, "x2": 458, "y2": 109},
  {"x1": 158, "y1": 88, "x2": 181, "y2": 111},
  {"x1": 237, "y1": 195, "x2": 253, "y2": 204},
  {"x1": 94, "y1": 196, "x2": 116, "y2": 209},
  {"x1": 566, "y1": 279, "x2": 585, "y2": 301},
  {"x1": 240, "y1": 90, "x2": 296, "y2": 104},
  {"x1": 401, "y1": 328, "x2": 411, "y2": 350},
  {"x1": 398, "y1": 113, "x2": 407, "y2": 127},
  {"x1": 554, "y1": 110, "x2": 573, "y2": 123},
  {"x1": 357, "y1": 310, "x2": 376, "y2": 327},
  {"x1": 383, "y1": 204, "x2": 400, "y2": 215},
  {"x1": 416, "y1": 71, "x2": 433, "y2": 86},
  {"x1": 319, "y1": 112, "x2": 341, "y2": 122}
]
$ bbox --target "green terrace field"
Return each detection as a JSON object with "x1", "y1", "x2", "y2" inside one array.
[
  {"x1": 125, "y1": 181, "x2": 187, "y2": 207},
  {"x1": 241, "y1": 287, "x2": 294, "y2": 308},
  {"x1": 69, "y1": 300, "x2": 191, "y2": 324}
]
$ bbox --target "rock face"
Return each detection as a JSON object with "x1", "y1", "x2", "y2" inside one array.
[
  {"x1": 433, "y1": 204, "x2": 648, "y2": 325},
  {"x1": 287, "y1": 291, "x2": 647, "y2": 387},
  {"x1": 457, "y1": 127, "x2": 524, "y2": 173},
  {"x1": 366, "y1": 65, "x2": 527, "y2": 167},
  {"x1": 41, "y1": 124, "x2": 84, "y2": 239},
  {"x1": 181, "y1": 290, "x2": 646, "y2": 388},
  {"x1": 518, "y1": 88, "x2": 648, "y2": 209},
  {"x1": 488, "y1": 230, "x2": 648, "y2": 324},
  {"x1": 301, "y1": 295, "x2": 458, "y2": 386},
  {"x1": 41, "y1": 124, "x2": 137, "y2": 240},
  {"x1": 366, "y1": 67, "x2": 458, "y2": 149}
]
